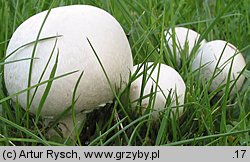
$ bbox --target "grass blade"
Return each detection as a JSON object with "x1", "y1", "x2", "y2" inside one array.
[{"x1": 35, "y1": 50, "x2": 59, "y2": 124}]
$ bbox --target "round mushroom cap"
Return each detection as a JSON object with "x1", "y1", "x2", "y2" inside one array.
[
  {"x1": 165, "y1": 27, "x2": 206, "y2": 65},
  {"x1": 4, "y1": 5, "x2": 133, "y2": 117},
  {"x1": 130, "y1": 63, "x2": 186, "y2": 119},
  {"x1": 192, "y1": 40, "x2": 246, "y2": 95}
]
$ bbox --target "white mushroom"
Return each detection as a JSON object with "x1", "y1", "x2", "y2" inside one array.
[
  {"x1": 165, "y1": 27, "x2": 206, "y2": 65},
  {"x1": 192, "y1": 40, "x2": 246, "y2": 95},
  {"x1": 4, "y1": 5, "x2": 133, "y2": 136},
  {"x1": 130, "y1": 63, "x2": 186, "y2": 119}
]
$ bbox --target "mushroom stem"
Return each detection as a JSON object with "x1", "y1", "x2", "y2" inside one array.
[{"x1": 46, "y1": 112, "x2": 86, "y2": 139}]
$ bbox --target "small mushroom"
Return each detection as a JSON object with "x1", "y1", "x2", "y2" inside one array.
[
  {"x1": 130, "y1": 63, "x2": 186, "y2": 119},
  {"x1": 192, "y1": 40, "x2": 246, "y2": 95},
  {"x1": 165, "y1": 27, "x2": 206, "y2": 65}
]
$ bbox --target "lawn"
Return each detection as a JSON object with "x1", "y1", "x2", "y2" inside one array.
[{"x1": 0, "y1": 0, "x2": 250, "y2": 146}]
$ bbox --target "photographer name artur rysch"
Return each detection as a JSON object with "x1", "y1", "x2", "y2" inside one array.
[{"x1": 18, "y1": 149, "x2": 79, "y2": 160}]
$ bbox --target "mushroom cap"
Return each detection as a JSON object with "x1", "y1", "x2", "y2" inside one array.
[
  {"x1": 130, "y1": 63, "x2": 186, "y2": 119},
  {"x1": 165, "y1": 27, "x2": 206, "y2": 65},
  {"x1": 4, "y1": 5, "x2": 133, "y2": 116},
  {"x1": 192, "y1": 40, "x2": 246, "y2": 95}
]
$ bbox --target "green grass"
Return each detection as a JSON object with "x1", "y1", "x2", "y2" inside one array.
[{"x1": 0, "y1": 0, "x2": 250, "y2": 146}]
